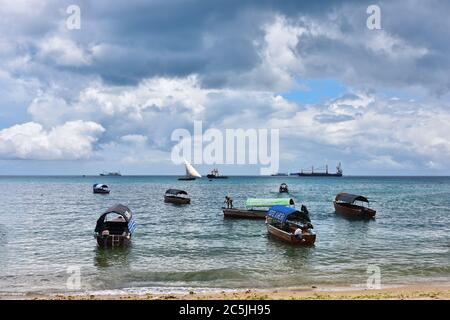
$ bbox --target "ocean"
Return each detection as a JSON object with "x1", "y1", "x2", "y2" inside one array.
[{"x1": 0, "y1": 175, "x2": 449, "y2": 296}]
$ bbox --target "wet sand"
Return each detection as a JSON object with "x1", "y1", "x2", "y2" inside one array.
[{"x1": 3, "y1": 284, "x2": 449, "y2": 300}]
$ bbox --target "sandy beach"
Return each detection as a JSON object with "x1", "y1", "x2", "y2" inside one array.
[{"x1": 3, "y1": 284, "x2": 449, "y2": 300}]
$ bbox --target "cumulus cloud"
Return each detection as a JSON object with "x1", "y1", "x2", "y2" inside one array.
[
  {"x1": 1, "y1": 0, "x2": 450, "y2": 174},
  {"x1": 0, "y1": 120, "x2": 104, "y2": 160},
  {"x1": 37, "y1": 36, "x2": 92, "y2": 66},
  {"x1": 270, "y1": 93, "x2": 450, "y2": 170}
]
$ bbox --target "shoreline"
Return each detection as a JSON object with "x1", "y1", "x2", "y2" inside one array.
[{"x1": 2, "y1": 283, "x2": 449, "y2": 300}]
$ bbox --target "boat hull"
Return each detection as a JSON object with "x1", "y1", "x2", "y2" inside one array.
[
  {"x1": 164, "y1": 195, "x2": 191, "y2": 204},
  {"x1": 292, "y1": 173, "x2": 342, "y2": 177},
  {"x1": 178, "y1": 177, "x2": 196, "y2": 181},
  {"x1": 333, "y1": 202, "x2": 376, "y2": 219},
  {"x1": 223, "y1": 208, "x2": 267, "y2": 219},
  {"x1": 206, "y1": 174, "x2": 228, "y2": 179},
  {"x1": 93, "y1": 190, "x2": 110, "y2": 194},
  {"x1": 96, "y1": 235, "x2": 131, "y2": 248},
  {"x1": 266, "y1": 224, "x2": 316, "y2": 245}
]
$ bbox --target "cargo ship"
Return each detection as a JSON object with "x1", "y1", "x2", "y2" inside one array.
[
  {"x1": 99, "y1": 171, "x2": 122, "y2": 176},
  {"x1": 290, "y1": 163, "x2": 343, "y2": 177}
]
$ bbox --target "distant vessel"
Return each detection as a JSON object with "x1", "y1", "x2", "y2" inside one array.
[
  {"x1": 178, "y1": 159, "x2": 202, "y2": 181},
  {"x1": 100, "y1": 171, "x2": 122, "y2": 176},
  {"x1": 206, "y1": 168, "x2": 228, "y2": 179},
  {"x1": 93, "y1": 183, "x2": 110, "y2": 194},
  {"x1": 271, "y1": 172, "x2": 288, "y2": 176},
  {"x1": 291, "y1": 163, "x2": 343, "y2": 177}
]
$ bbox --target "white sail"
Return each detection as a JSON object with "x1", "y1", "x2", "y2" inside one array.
[{"x1": 184, "y1": 159, "x2": 202, "y2": 178}]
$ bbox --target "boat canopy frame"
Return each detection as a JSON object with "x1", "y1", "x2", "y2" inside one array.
[
  {"x1": 245, "y1": 198, "x2": 294, "y2": 208},
  {"x1": 335, "y1": 193, "x2": 369, "y2": 204},
  {"x1": 95, "y1": 204, "x2": 135, "y2": 234},
  {"x1": 93, "y1": 183, "x2": 109, "y2": 189},
  {"x1": 267, "y1": 205, "x2": 311, "y2": 224},
  {"x1": 165, "y1": 189, "x2": 188, "y2": 196}
]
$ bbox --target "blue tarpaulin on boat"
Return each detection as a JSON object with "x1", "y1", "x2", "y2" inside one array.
[
  {"x1": 267, "y1": 205, "x2": 311, "y2": 223},
  {"x1": 267, "y1": 205, "x2": 297, "y2": 223}
]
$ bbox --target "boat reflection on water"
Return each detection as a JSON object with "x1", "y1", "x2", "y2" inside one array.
[{"x1": 94, "y1": 246, "x2": 132, "y2": 268}]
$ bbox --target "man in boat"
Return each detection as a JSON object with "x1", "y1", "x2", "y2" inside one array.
[
  {"x1": 301, "y1": 204, "x2": 309, "y2": 215},
  {"x1": 294, "y1": 228, "x2": 303, "y2": 239},
  {"x1": 224, "y1": 196, "x2": 233, "y2": 208}
]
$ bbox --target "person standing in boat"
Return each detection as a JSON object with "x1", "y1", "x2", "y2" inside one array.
[{"x1": 224, "y1": 196, "x2": 233, "y2": 209}]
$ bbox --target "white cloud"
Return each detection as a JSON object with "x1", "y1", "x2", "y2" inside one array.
[
  {"x1": 0, "y1": 120, "x2": 104, "y2": 160},
  {"x1": 18, "y1": 72, "x2": 450, "y2": 171},
  {"x1": 38, "y1": 36, "x2": 92, "y2": 67},
  {"x1": 270, "y1": 93, "x2": 450, "y2": 169},
  {"x1": 120, "y1": 134, "x2": 147, "y2": 144}
]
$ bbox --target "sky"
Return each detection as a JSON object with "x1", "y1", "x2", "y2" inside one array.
[{"x1": 0, "y1": 0, "x2": 450, "y2": 175}]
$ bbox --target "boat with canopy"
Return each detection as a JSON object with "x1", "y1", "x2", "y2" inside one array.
[
  {"x1": 164, "y1": 189, "x2": 191, "y2": 204},
  {"x1": 266, "y1": 205, "x2": 316, "y2": 245},
  {"x1": 94, "y1": 204, "x2": 136, "y2": 248},
  {"x1": 333, "y1": 193, "x2": 376, "y2": 219},
  {"x1": 223, "y1": 198, "x2": 295, "y2": 219},
  {"x1": 279, "y1": 183, "x2": 289, "y2": 193},
  {"x1": 93, "y1": 183, "x2": 110, "y2": 194}
]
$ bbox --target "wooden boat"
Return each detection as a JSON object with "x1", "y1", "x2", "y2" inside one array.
[
  {"x1": 178, "y1": 159, "x2": 201, "y2": 181},
  {"x1": 94, "y1": 204, "x2": 136, "y2": 248},
  {"x1": 333, "y1": 193, "x2": 376, "y2": 219},
  {"x1": 266, "y1": 205, "x2": 316, "y2": 245},
  {"x1": 178, "y1": 177, "x2": 196, "y2": 181},
  {"x1": 279, "y1": 183, "x2": 289, "y2": 193},
  {"x1": 93, "y1": 183, "x2": 110, "y2": 194},
  {"x1": 223, "y1": 198, "x2": 295, "y2": 219},
  {"x1": 206, "y1": 168, "x2": 228, "y2": 179},
  {"x1": 164, "y1": 189, "x2": 190, "y2": 204}
]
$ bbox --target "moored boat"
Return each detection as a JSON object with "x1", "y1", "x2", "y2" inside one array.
[
  {"x1": 164, "y1": 189, "x2": 191, "y2": 204},
  {"x1": 279, "y1": 183, "x2": 289, "y2": 193},
  {"x1": 93, "y1": 183, "x2": 110, "y2": 194},
  {"x1": 333, "y1": 193, "x2": 376, "y2": 219},
  {"x1": 223, "y1": 198, "x2": 295, "y2": 219},
  {"x1": 266, "y1": 205, "x2": 316, "y2": 245},
  {"x1": 94, "y1": 204, "x2": 136, "y2": 248}
]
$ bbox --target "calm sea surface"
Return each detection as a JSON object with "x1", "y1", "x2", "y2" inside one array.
[{"x1": 0, "y1": 176, "x2": 449, "y2": 295}]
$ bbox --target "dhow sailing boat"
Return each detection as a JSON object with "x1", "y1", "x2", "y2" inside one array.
[{"x1": 178, "y1": 159, "x2": 202, "y2": 181}]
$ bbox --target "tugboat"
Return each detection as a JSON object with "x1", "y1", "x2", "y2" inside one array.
[{"x1": 206, "y1": 168, "x2": 228, "y2": 179}]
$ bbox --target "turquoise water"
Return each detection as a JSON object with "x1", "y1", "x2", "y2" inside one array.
[{"x1": 0, "y1": 176, "x2": 449, "y2": 295}]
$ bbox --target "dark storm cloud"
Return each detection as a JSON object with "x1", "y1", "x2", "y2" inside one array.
[{"x1": 4, "y1": 0, "x2": 448, "y2": 94}]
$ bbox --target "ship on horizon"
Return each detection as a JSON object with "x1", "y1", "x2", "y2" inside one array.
[
  {"x1": 99, "y1": 171, "x2": 122, "y2": 176},
  {"x1": 290, "y1": 163, "x2": 343, "y2": 177}
]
